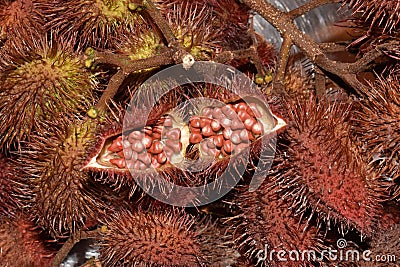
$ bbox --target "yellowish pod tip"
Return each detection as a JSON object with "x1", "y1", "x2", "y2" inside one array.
[
  {"x1": 264, "y1": 74, "x2": 273, "y2": 83},
  {"x1": 255, "y1": 74, "x2": 264, "y2": 85},
  {"x1": 87, "y1": 107, "x2": 98, "y2": 119},
  {"x1": 85, "y1": 58, "x2": 94, "y2": 69},
  {"x1": 100, "y1": 225, "x2": 108, "y2": 234},
  {"x1": 84, "y1": 47, "x2": 95, "y2": 56}
]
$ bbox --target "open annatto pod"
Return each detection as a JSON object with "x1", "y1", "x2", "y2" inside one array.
[{"x1": 92, "y1": 62, "x2": 286, "y2": 207}]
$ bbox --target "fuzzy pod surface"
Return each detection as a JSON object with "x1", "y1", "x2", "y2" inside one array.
[
  {"x1": 232, "y1": 184, "x2": 327, "y2": 267},
  {"x1": 271, "y1": 96, "x2": 378, "y2": 236},
  {"x1": 0, "y1": 155, "x2": 29, "y2": 217},
  {"x1": 0, "y1": 214, "x2": 56, "y2": 266},
  {"x1": 17, "y1": 114, "x2": 114, "y2": 237},
  {"x1": 0, "y1": 36, "x2": 97, "y2": 149},
  {"x1": 99, "y1": 206, "x2": 238, "y2": 266},
  {"x1": 42, "y1": 0, "x2": 148, "y2": 50},
  {"x1": 352, "y1": 70, "x2": 400, "y2": 201}
]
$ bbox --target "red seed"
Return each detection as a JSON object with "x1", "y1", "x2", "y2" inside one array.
[
  {"x1": 131, "y1": 140, "x2": 145, "y2": 153},
  {"x1": 238, "y1": 110, "x2": 251, "y2": 122},
  {"x1": 208, "y1": 148, "x2": 220, "y2": 158},
  {"x1": 129, "y1": 131, "x2": 144, "y2": 140},
  {"x1": 210, "y1": 119, "x2": 221, "y2": 132},
  {"x1": 230, "y1": 131, "x2": 241, "y2": 145},
  {"x1": 200, "y1": 117, "x2": 212, "y2": 128},
  {"x1": 151, "y1": 157, "x2": 162, "y2": 169},
  {"x1": 212, "y1": 107, "x2": 224, "y2": 119},
  {"x1": 142, "y1": 135, "x2": 153, "y2": 149},
  {"x1": 222, "y1": 105, "x2": 236, "y2": 119},
  {"x1": 252, "y1": 122, "x2": 264, "y2": 135},
  {"x1": 144, "y1": 127, "x2": 153, "y2": 136},
  {"x1": 133, "y1": 161, "x2": 141, "y2": 170},
  {"x1": 202, "y1": 107, "x2": 213, "y2": 117},
  {"x1": 239, "y1": 129, "x2": 250, "y2": 142},
  {"x1": 190, "y1": 125, "x2": 201, "y2": 134},
  {"x1": 249, "y1": 103, "x2": 263, "y2": 118},
  {"x1": 201, "y1": 125, "x2": 215, "y2": 137},
  {"x1": 223, "y1": 140, "x2": 232, "y2": 154},
  {"x1": 117, "y1": 151, "x2": 124, "y2": 158},
  {"x1": 110, "y1": 158, "x2": 126, "y2": 169},
  {"x1": 247, "y1": 130, "x2": 256, "y2": 141},
  {"x1": 154, "y1": 125, "x2": 164, "y2": 134},
  {"x1": 123, "y1": 149, "x2": 132, "y2": 160},
  {"x1": 200, "y1": 141, "x2": 210, "y2": 155},
  {"x1": 122, "y1": 140, "x2": 131, "y2": 149},
  {"x1": 227, "y1": 103, "x2": 236, "y2": 112},
  {"x1": 189, "y1": 133, "x2": 203, "y2": 144},
  {"x1": 165, "y1": 128, "x2": 181, "y2": 140},
  {"x1": 223, "y1": 128, "x2": 232, "y2": 140},
  {"x1": 131, "y1": 151, "x2": 138, "y2": 161},
  {"x1": 212, "y1": 134, "x2": 224, "y2": 148},
  {"x1": 108, "y1": 136, "x2": 123, "y2": 152},
  {"x1": 157, "y1": 151, "x2": 167, "y2": 164},
  {"x1": 231, "y1": 119, "x2": 243, "y2": 130},
  {"x1": 236, "y1": 102, "x2": 248, "y2": 111},
  {"x1": 190, "y1": 116, "x2": 201, "y2": 128},
  {"x1": 163, "y1": 146, "x2": 175, "y2": 160},
  {"x1": 139, "y1": 162, "x2": 148, "y2": 170},
  {"x1": 220, "y1": 117, "x2": 231, "y2": 128},
  {"x1": 148, "y1": 141, "x2": 163, "y2": 154},
  {"x1": 244, "y1": 118, "x2": 256, "y2": 131},
  {"x1": 246, "y1": 106, "x2": 255, "y2": 117},
  {"x1": 206, "y1": 139, "x2": 216, "y2": 149},
  {"x1": 152, "y1": 132, "x2": 161, "y2": 140},
  {"x1": 138, "y1": 152, "x2": 151, "y2": 166},
  {"x1": 163, "y1": 116, "x2": 173, "y2": 127},
  {"x1": 165, "y1": 139, "x2": 182, "y2": 153}
]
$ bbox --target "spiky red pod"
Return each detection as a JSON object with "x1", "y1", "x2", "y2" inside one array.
[
  {"x1": 344, "y1": 0, "x2": 400, "y2": 34},
  {"x1": 0, "y1": 155, "x2": 30, "y2": 218},
  {"x1": 155, "y1": 0, "x2": 252, "y2": 51},
  {"x1": 205, "y1": 0, "x2": 252, "y2": 50},
  {"x1": 154, "y1": 0, "x2": 222, "y2": 60},
  {"x1": 0, "y1": 35, "x2": 97, "y2": 149},
  {"x1": 232, "y1": 185, "x2": 326, "y2": 266},
  {"x1": 99, "y1": 206, "x2": 239, "y2": 266},
  {"x1": 17, "y1": 114, "x2": 116, "y2": 237},
  {"x1": 352, "y1": 69, "x2": 400, "y2": 201},
  {"x1": 40, "y1": 0, "x2": 149, "y2": 50},
  {"x1": 0, "y1": 0, "x2": 45, "y2": 49},
  {"x1": 0, "y1": 214, "x2": 56, "y2": 266},
  {"x1": 271, "y1": 97, "x2": 378, "y2": 236}
]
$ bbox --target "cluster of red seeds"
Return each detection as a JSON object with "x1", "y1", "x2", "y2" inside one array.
[
  {"x1": 108, "y1": 100, "x2": 265, "y2": 170},
  {"x1": 108, "y1": 116, "x2": 182, "y2": 170},
  {"x1": 189, "y1": 101, "x2": 264, "y2": 157}
]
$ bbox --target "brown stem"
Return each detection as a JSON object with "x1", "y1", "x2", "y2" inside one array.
[
  {"x1": 141, "y1": 0, "x2": 176, "y2": 45},
  {"x1": 92, "y1": 51, "x2": 175, "y2": 112},
  {"x1": 273, "y1": 34, "x2": 292, "y2": 93},
  {"x1": 319, "y1": 42, "x2": 347, "y2": 52},
  {"x1": 315, "y1": 66, "x2": 326, "y2": 97},
  {"x1": 95, "y1": 70, "x2": 128, "y2": 113},
  {"x1": 214, "y1": 47, "x2": 261, "y2": 63},
  {"x1": 49, "y1": 229, "x2": 100, "y2": 267},
  {"x1": 93, "y1": 50, "x2": 175, "y2": 72},
  {"x1": 242, "y1": 0, "x2": 383, "y2": 94},
  {"x1": 288, "y1": 0, "x2": 338, "y2": 19}
]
